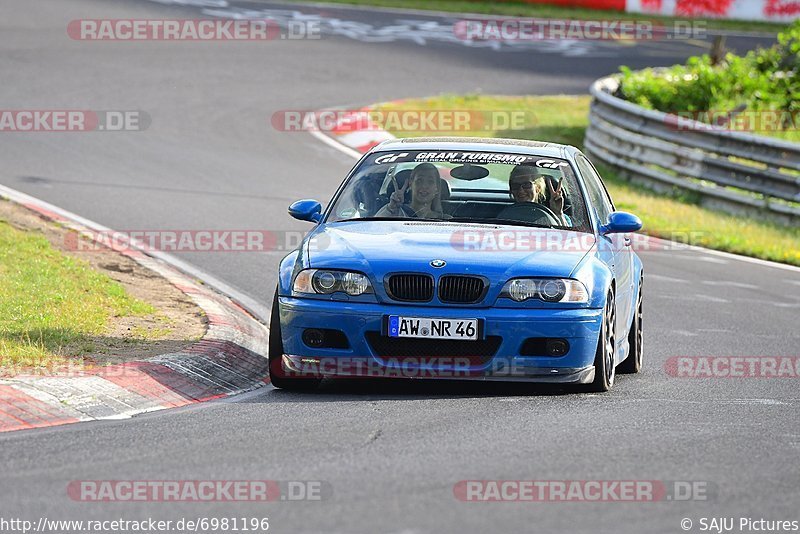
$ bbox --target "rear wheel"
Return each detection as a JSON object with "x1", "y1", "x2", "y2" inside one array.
[
  {"x1": 618, "y1": 277, "x2": 643, "y2": 374},
  {"x1": 587, "y1": 290, "x2": 616, "y2": 392},
  {"x1": 269, "y1": 289, "x2": 321, "y2": 391}
]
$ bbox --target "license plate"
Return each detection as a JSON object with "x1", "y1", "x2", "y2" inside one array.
[{"x1": 388, "y1": 316, "x2": 479, "y2": 341}]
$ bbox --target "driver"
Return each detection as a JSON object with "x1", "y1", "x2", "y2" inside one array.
[
  {"x1": 497, "y1": 165, "x2": 569, "y2": 225},
  {"x1": 376, "y1": 163, "x2": 450, "y2": 219}
]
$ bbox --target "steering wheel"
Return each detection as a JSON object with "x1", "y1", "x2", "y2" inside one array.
[{"x1": 497, "y1": 202, "x2": 561, "y2": 226}]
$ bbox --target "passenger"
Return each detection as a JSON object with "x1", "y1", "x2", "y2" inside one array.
[
  {"x1": 501, "y1": 165, "x2": 570, "y2": 225},
  {"x1": 376, "y1": 162, "x2": 450, "y2": 219}
]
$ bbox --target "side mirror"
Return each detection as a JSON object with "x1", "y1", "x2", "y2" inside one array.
[
  {"x1": 600, "y1": 211, "x2": 642, "y2": 235},
  {"x1": 288, "y1": 199, "x2": 322, "y2": 223}
]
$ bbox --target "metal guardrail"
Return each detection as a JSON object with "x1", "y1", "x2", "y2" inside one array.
[{"x1": 584, "y1": 76, "x2": 800, "y2": 225}]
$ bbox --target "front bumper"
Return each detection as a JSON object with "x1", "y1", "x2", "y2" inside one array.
[{"x1": 278, "y1": 296, "x2": 603, "y2": 383}]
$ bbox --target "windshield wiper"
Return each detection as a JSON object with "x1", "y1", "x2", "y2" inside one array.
[
  {"x1": 333, "y1": 216, "x2": 456, "y2": 223},
  {"x1": 448, "y1": 217, "x2": 557, "y2": 229},
  {"x1": 332, "y1": 216, "x2": 404, "y2": 223},
  {"x1": 331, "y1": 216, "x2": 562, "y2": 229}
]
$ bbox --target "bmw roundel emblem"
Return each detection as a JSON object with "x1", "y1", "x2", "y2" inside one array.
[{"x1": 430, "y1": 259, "x2": 446, "y2": 268}]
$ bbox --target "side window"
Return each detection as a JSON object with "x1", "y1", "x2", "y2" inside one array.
[
  {"x1": 576, "y1": 156, "x2": 613, "y2": 223},
  {"x1": 586, "y1": 158, "x2": 615, "y2": 212}
]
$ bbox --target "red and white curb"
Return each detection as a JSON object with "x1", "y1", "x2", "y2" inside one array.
[
  {"x1": 0, "y1": 186, "x2": 270, "y2": 433},
  {"x1": 311, "y1": 106, "x2": 396, "y2": 155}
]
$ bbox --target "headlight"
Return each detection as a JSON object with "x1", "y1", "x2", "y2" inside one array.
[
  {"x1": 500, "y1": 278, "x2": 588, "y2": 303},
  {"x1": 293, "y1": 269, "x2": 373, "y2": 296}
]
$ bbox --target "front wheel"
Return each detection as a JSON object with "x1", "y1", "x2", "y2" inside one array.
[
  {"x1": 269, "y1": 289, "x2": 321, "y2": 391},
  {"x1": 586, "y1": 290, "x2": 616, "y2": 392}
]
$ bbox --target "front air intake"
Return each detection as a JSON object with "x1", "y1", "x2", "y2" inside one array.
[
  {"x1": 438, "y1": 275, "x2": 486, "y2": 304},
  {"x1": 386, "y1": 274, "x2": 434, "y2": 302}
]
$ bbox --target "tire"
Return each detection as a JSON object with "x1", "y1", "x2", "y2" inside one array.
[
  {"x1": 618, "y1": 277, "x2": 643, "y2": 374},
  {"x1": 269, "y1": 289, "x2": 321, "y2": 391},
  {"x1": 586, "y1": 290, "x2": 616, "y2": 392}
]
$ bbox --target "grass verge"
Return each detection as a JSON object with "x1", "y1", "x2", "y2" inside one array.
[
  {"x1": 374, "y1": 94, "x2": 800, "y2": 266},
  {"x1": 0, "y1": 201, "x2": 206, "y2": 374},
  {"x1": 286, "y1": 0, "x2": 789, "y2": 33},
  {"x1": 0, "y1": 219, "x2": 153, "y2": 369}
]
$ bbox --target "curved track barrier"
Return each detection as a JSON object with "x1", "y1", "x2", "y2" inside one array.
[{"x1": 584, "y1": 75, "x2": 800, "y2": 225}]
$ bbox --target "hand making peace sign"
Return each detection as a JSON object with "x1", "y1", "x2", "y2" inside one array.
[
  {"x1": 387, "y1": 167, "x2": 409, "y2": 213},
  {"x1": 546, "y1": 176, "x2": 565, "y2": 216}
]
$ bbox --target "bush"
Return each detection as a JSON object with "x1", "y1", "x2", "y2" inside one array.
[{"x1": 616, "y1": 21, "x2": 799, "y2": 128}]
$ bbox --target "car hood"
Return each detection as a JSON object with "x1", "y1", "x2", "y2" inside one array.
[{"x1": 305, "y1": 220, "x2": 595, "y2": 280}]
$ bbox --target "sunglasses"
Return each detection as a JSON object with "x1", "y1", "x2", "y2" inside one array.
[{"x1": 510, "y1": 181, "x2": 534, "y2": 191}]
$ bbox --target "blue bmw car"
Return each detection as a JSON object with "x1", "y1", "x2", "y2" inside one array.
[{"x1": 271, "y1": 138, "x2": 643, "y2": 392}]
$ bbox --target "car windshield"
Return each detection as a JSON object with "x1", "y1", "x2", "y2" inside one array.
[{"x1": 326, "y1": 149, "x2": 591, "y2": 231}]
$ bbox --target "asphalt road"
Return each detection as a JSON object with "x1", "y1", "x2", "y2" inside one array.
[{"x1": 1, "y1": 1, "x2": 798, "y2": 533}]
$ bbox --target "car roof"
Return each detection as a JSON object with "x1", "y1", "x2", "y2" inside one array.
[{"x1": 369, "y1": 137, "x2": 578, "y2": 159}]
